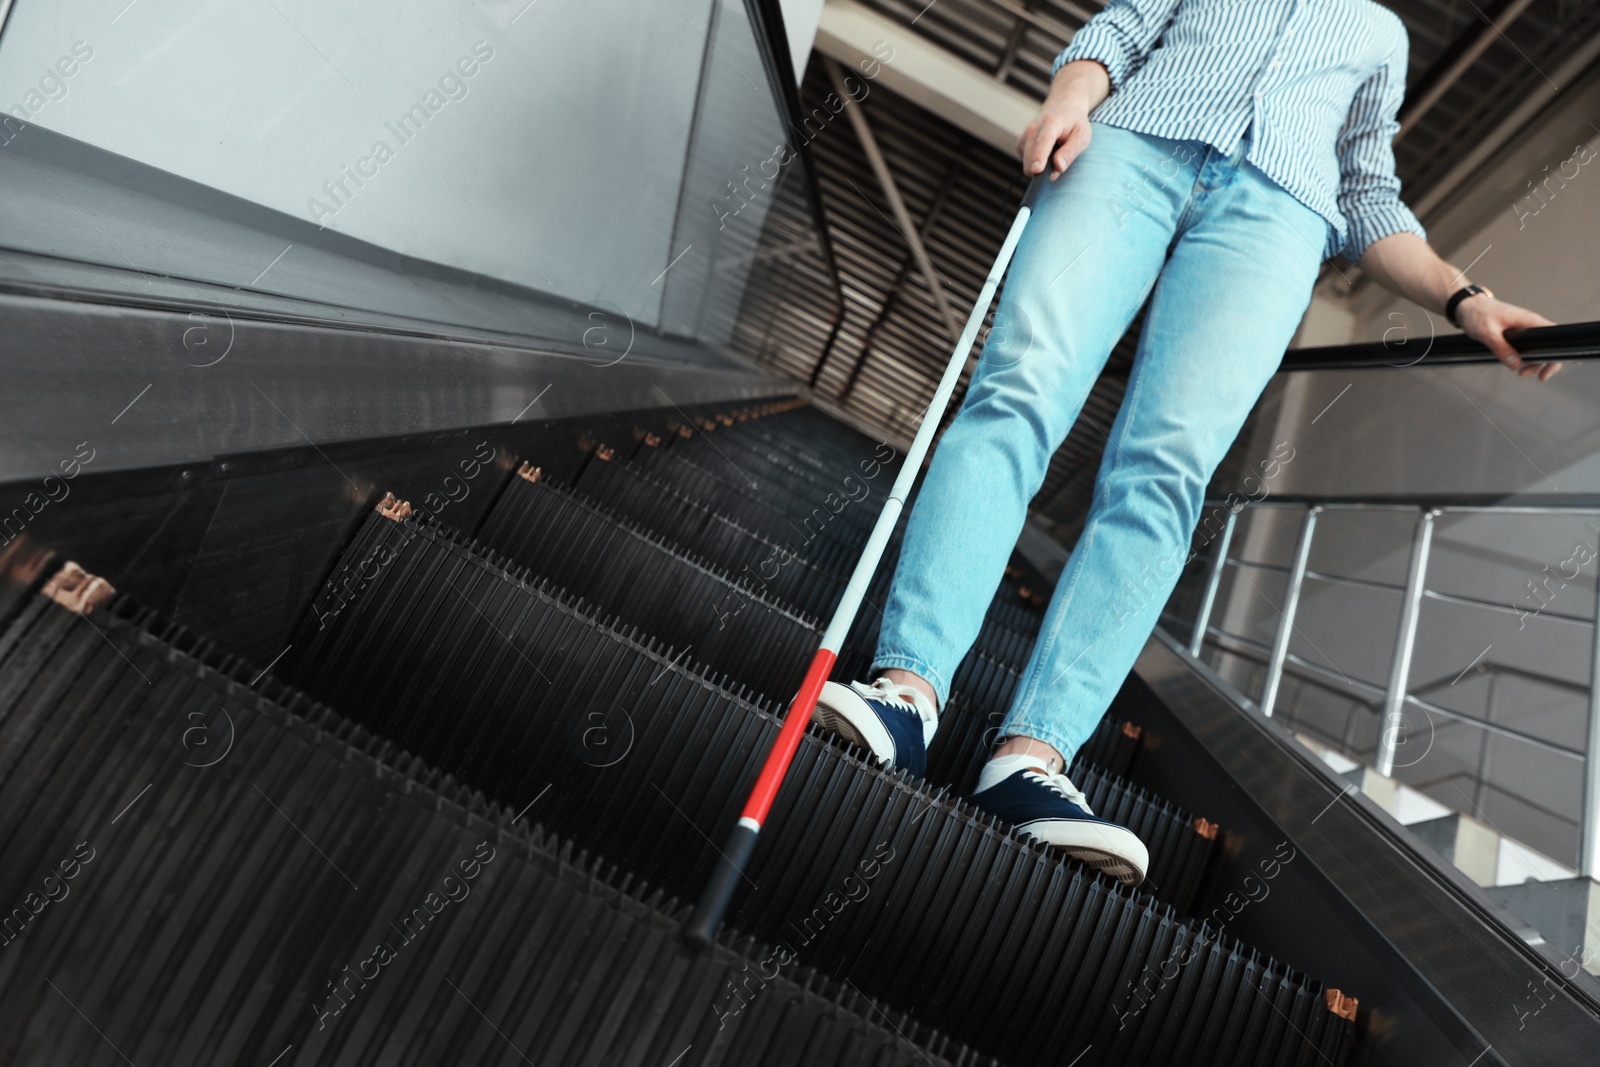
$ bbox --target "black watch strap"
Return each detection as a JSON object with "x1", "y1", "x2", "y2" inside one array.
[{"x1": 1446, "y1": 284, "x2": 1491, "y2": 327}]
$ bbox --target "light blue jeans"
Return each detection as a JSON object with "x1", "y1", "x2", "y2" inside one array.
[{"x1": 874, "y1": 121, "x2": 1329, "y2": 764}]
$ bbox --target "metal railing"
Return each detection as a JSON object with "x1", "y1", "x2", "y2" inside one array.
[{"x1": 1181, "y1": 494, "x2": 1600, "y2": 880}]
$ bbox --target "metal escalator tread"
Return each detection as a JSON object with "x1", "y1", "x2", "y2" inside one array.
[
  {"x1": 476, "y1": 474, "x2": 819, "y2": 699},
  {"x1": 475, "y1": 473, "x2": 967, "y2": 707},
  {"x1": 576, "y1": 447, "x2": 1042, "y2": 643},
  {"x1": 649, "y1": 412, "x2": 1045, "y2": 618},
  {"x1": 0, "y1": 592, "x2": 996, "y2": 1067},
  {"x1": 692, "y1": 409, "x2": 891, "y2": 479},
  {"x1": 485, "y1": 472, "x2": 1037, "y2": 742},
  {"x1": 659, "y1": 427, "x2": 890, "y2": 508},
  {"x1": 628, "y1": 448, "x2": 876, "y2": 544},
  {"x1": 981, "y1": 591, "x2": 1046, "y2": 636},
  {"x1": 620, "y1": 458, "x2": 1043, "y2": 644},
  {"x1": 635, "y1": 439, "x2": 884, "y2": 542},
  {"x1": 652, "y1": 421, "x2": 895, "y2": 550},
  {"x1": 385, "y1": 503, "x2": 1212, "y2": 913},
  {"x1": 576, "y1": 455, "x2": 863, "y2": 582},
  {"x1": 463, "y1": 476, "x2": 1200, "y2": 909},
  {"x1": 280, "y1": 515, "x2": 1356, "y2": 1066},
  {"x1": 487, "y1": 420, "x2": 1217, "y2": 918}
]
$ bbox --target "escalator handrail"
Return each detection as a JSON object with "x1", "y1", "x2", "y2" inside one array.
[
  {"x1": 1204, "y1": 492, "x2": 1600, "y2": 510},
  {"x1": 1281, "y1": 319, "x2": 1600, "y2": 371}
]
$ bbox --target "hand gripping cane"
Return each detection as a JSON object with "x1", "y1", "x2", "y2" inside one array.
[{"x1": 683, "y1": 180, "x2": 1040, "y2": 948}]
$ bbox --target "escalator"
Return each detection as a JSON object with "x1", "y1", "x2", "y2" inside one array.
[
  {"x1": 0, "y1": 401, "x2": 1359, "y2": 1066},
  {"x1": 7, "y1": 0, "x2": 1600, "y2": 1055}
]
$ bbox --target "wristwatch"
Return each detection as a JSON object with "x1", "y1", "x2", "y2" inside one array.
[{"x1": 1445, "y1": 284, "x2": 1492, "y2": 327}]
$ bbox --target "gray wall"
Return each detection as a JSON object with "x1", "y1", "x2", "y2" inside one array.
[{"x1": 0, "y1": 0, "x2": 796, "y2": 338}]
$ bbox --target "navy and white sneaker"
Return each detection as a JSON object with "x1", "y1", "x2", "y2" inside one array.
[
  {"x1": 811, "y1": 677, "x2": 938, "y2": 775},
  {"x1": 972, "y1": 768, "x2": 1149, "y2": 886}
]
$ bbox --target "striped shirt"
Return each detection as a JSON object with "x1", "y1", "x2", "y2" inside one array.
[{"x1": 1053, "y1": 0, "x2": 1425, "y2": 263}]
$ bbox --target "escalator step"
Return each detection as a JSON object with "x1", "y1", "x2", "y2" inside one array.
[
  {"x1": 477, "y1": 415, "x2": 1216, "y2": 919},
  {"x1": 675, "y1": 410, "x2": 872, "y2": 471},
  {"x1": 468, "y1": 471, "x2": 1207, "y2": 912},
  {"x1": 576, "y1": 454, "x2": 864, "y2": 581},
  {"x1": 627, "y1": 447, "x2": 878, "y2": 547},
  {"x1": 469, "y1": 476, "x2": 987, "y2": 726},
  {"x1": 643, "y1": 412, "x2": 1045, "y2": 632},
  {"x1": 980, "y1": 591, "x2": 1047, "y2": 637},
  {"x1": 925, "y1": 697, "x2": 1144, "y2": 790},
  {"x1": 476, "y1": 473, "x2": 817, "y2": 699},
  {"x1": 302, "y1": 511, "x2": 1203, "y2": 915},
  {"x1": 573, "y1": 440, "x2": 1043, "y2": 645},
  {"x1": 280, "y1": 514, "x2": 1354, "y2": 1066},
  {"x1": 633, "y1": 441, "x2": 884, "y2": 544},
  {"x1": 0, "y1": 591, "x2": 994, "y2": 1067},
  {"x1": 480, "y1": 472, "x2": 1065, "y2": 797},
  {"x1": 659, "y1": 424, "x2": 896, "y2": 510}
]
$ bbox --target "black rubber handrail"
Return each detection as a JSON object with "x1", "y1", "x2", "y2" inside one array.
[
  {"x1": 1204, "y1": 492, "x2": 1600, "y2": 509},
  {"x1": 1280, "y1": 319, "x2": 1600, "y2": 371}
]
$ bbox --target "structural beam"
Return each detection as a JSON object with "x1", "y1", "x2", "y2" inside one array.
[
  {"x1": 837, "y1": 157, "x2": 962, "y2": 400},
  {"x1": 1396, "y1": 0, "x2": 1536, "y2": 143},
  {"x1": 826, "y1": 58, "x2": 961, "y2": 341},
  {"x1": 816, "y1": 0, "x2": 1040, "y2": 156}
]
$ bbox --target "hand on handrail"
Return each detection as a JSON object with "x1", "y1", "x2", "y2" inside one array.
[
  {"x1": 1357, "y1": 232, "x2": 1563, "y2": 381},
  {"x1": 1458, "y1": 296, "x2": 1562, "y2": 382}
]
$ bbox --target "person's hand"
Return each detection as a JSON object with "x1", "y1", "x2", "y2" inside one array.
[
  {"x1": 1456, "y1": 295, "x2": 1561, "y2": 381},
  {"x1": 1017, "y1": 100, "x2": 1093, "y2": 181},
  {"x1": 1019, "y1": 60, "x2": 1110, "y2": 181}
]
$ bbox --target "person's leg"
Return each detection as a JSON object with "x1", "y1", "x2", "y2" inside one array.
[
  {"x1": 868, "y1": 124, "x2": 1194, "y2": 715},
  {"x1": 995, "y1": 144, "x2": 1330, "y2": 770},
  {"x1": 811, "y1": 125, "x2": 1202, "y2": 778}
]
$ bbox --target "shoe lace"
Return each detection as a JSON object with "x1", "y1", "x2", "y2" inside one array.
[
  {"x1": 1023, "y1": 770, "x2": 1094, "y2": 815},
  {"x1": 863, "y1": 678, "x2": 936, "y2": 723}
]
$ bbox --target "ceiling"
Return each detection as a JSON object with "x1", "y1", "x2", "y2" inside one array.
[{"x1": 741, "y1": 0, "x2": 1600, "y2": 541}]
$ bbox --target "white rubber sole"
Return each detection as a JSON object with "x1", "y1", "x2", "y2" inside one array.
[
  {"x1": 811, "y1": 681, "x2": 896, "y2": 765},
  {"x1": 1015, "y1": 818, "x2": 1149, "y2": 887}
]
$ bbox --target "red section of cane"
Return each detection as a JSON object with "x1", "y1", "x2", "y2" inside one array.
[{"x1": 740, "y1": 647, "x2": 838, "y2": 825}]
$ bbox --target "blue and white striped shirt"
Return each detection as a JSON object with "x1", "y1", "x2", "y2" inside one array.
[{"x1": 1053, "y1": 0, "x2": 1426, "y2": 263}]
